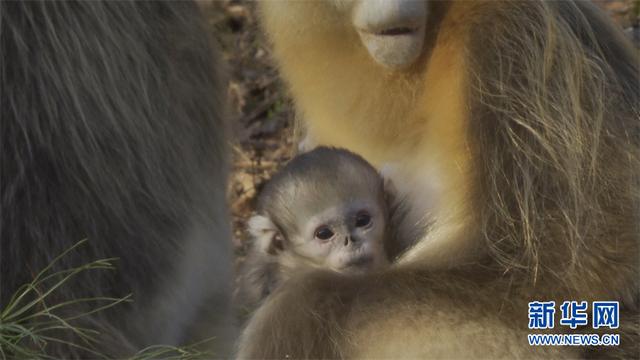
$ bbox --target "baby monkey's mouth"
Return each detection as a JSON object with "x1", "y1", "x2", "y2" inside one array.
[{"x1": 344, "y1": 255, "x2": 374, "y2": 269}]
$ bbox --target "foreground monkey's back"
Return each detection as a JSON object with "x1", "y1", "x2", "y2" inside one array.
[{"x1": 1, "y1": 1, "x2": 234, "y2": 357}]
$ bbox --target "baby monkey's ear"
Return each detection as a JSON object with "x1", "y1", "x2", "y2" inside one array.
[
  {"x1": 378, "y1": 163, "x2": 399, "y2": 206},
  {"x1": 248, "y1": 214, "x2": 285, "y2": 255}
]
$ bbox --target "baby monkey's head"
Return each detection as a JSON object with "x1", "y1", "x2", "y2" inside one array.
[{"x1": 250, "y1": 147, "x2": 389, "y2": 273}]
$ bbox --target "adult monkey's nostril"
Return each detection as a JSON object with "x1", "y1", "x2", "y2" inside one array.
[{"x1": 344, "y1": 236, "x2": 351, "y2": 246}]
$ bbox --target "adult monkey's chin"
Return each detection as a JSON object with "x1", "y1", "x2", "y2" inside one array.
[{"x1": 352, "y1": 0, "x2": 427, "y2": 70}]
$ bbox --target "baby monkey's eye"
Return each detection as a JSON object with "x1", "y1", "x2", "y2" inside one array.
[
  {"x1": 314, "y1": 226, "x2": 335, "y2": 241},
  {"x1": 355, "y1": 211, "x2": 372, "y2": 228}
]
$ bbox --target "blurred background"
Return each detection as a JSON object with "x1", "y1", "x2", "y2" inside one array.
[{"x1": 197, "y1": 0, "x2": 639, "y2": 264}]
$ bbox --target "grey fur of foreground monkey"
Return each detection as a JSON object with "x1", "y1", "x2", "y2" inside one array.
[
  {"x1": 237, "y1": 147, "x2": 395, "y2": 309},
  {"x1": 1, "y1": 1, "x2": 234, "y2": 357}
]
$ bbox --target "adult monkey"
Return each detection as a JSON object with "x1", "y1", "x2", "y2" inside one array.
[
  {"x1": 238, "y1": 0, "x2": 639, "y2": 358},
  {"x1": 1, "y1": 1, "x2": 235, "y2": 357}
]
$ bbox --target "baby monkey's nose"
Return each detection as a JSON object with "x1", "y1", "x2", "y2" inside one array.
[{"x1": 344, "y1": 236, "x2": 351, "y2": 246}]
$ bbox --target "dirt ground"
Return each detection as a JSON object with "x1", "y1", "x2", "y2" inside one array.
[
  {"x1": 197, "y1": 0, "x2": 639, "y2": 259},
  {"x1": 200, "y1": 1, "x2": 295, "y2": 259}
]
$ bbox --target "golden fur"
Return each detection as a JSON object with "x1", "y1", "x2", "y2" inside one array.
[{"x1": 238, "y1": 1, "x2": 640, "y2": 358}]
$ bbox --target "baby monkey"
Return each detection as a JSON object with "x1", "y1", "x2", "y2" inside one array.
[{"x1": 237, "y1": 147, "x2": 392, "y2": 309}]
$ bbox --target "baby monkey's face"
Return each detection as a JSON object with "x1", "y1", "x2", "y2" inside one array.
[{"x1": 291, "y1": 199, "x2": 388, "y2": 273}]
